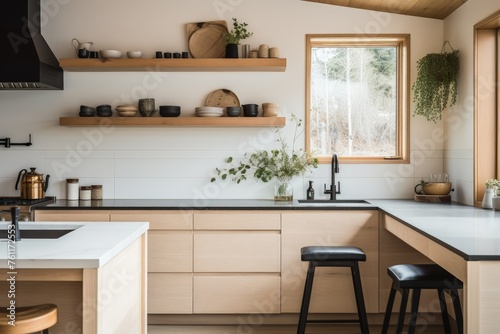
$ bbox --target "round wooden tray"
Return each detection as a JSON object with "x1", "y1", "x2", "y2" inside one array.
[
  {"x1": 187, "y1": 21, "x2": 228, "y2": 58},
  {"x1": 205, "y1": 89, "x2": 240, "y2": 108}
]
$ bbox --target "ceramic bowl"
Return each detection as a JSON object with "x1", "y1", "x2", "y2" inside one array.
[
  {"x1": 116, "y1": 105, "x2": 138, "y2": 117},
  {"x1": 127, "y1": 51, "x2": 143, "y2": 59},
  {"x1": 226, "y1": 106, "x2": 241, "y2": 117},
  {"x1": 242, "y1": 104, "x2": 259, "y2": 117},
  {"x1": 422, "y1": 182, "x2": 452, "y2": 195},
  {"x1": 159, "y1": 105, "x2": 181, "y2": 117},
  {"x1": 100, "y1": 50, "x2": 122, "y2": 59},
  {"x1": 96, "y1": 104, "x2": 112, "y2": 117}
]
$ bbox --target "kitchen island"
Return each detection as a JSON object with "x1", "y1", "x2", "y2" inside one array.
[
  {"x1": 32, "y1": 199, "x2": 500, "y2": 333},
  {"x1": 0, "y1": 221, "x2": 149, "y2": 334}
]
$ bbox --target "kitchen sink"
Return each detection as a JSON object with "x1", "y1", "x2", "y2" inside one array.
[
  {"x1": 297, "y1": 199, "x2": 371, "y2": 206},
  {"x1": 0, "y1": 229, "x2": 75, "y2": 239}
]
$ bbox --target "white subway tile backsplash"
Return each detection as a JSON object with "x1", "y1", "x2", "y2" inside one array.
[{"x1": 44, "y1": 158, "x2": 115, "y2": 179}]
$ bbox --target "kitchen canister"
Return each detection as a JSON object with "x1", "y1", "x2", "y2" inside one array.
[
  {"x1": 258, "y1": 44, "x2": 269, "y2": 58},
  {"x1": 79, "y1": 186, "x2": 92, "y2": 201},
  {"x1": 91, "y1": 185, "x2": 103, "y2": 200},
  {"x1": 269, "y1": 47, "x2": 280, "y2": 58},
  {"x1": 66, "y1": 178, "x2": 79, "y2": 200}
]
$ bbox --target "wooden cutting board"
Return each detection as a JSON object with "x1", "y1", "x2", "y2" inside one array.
[
  {"x1": 186, "y1": 20, "x2": 228, "y2": 58},
  {"x1": 414, "y1": 194, "x2": 451, "y2": 203}
]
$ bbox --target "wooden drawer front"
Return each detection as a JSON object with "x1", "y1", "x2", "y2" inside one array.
[
  {"x1": 193, "y1": 276, "x2": 280, "y2": 314},
  {"x1": 34, "y1": 210, "x2": 110, "y2": 222},
  {"x1": 111, "y1": 212, "x2": 193, "y2": 230},
  {"x1": 194, "y1": 212, "x2": 281, "y2": 230},
  {"x1": 149, "y1": 231, "x2": 193, "y2": 272},
  {"x1": 148, "y1": 273, "x2": 192, "y2": 314},
  {"x1": 194, "y1": 232, "x2": 280, "y2": 272},
  {"x1": 281, "y1": 211, "x2": 378, "y2": 313}
]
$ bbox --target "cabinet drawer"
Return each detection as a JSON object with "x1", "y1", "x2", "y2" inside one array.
[
  {"x1": 193, "y1": 276, "x2": 280, "y2": 314},
  {"x1": 149, "y1": 231, "x2": 193, "y2": 272},
  {"x1": 194, "y1": 212, "x2": 280, "y2": 230},
  {"x1": 34, "y1": 210, "x2": 110, "y2": 222},
  {"x1": 194, "y1": 232, "x2": 280, "y2": 272},
  {"x1": 148, "y1": 273, "x2": 192, "y2": 314},
  {"x1": 111, "y1": 212, "x2": 193, "y2": 230}
]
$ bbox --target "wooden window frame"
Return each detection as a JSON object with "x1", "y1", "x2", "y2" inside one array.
[
  {"x1": 474, "y1": 10, "x2": 500, "y2": 206},
  {"x1": 305, "y1": 34, "x2": 410, "y2": 164}
]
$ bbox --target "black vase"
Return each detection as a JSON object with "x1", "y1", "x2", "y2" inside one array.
[{"x1": 225, "y1": 44, "x2": 238, "y2": 58}]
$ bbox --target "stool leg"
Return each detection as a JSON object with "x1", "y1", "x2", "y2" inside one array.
[
  {"x1": 350, "y1": 262, "x2": 370, "y2": 334},
  {"x1": 42, "y1": 330, "x2": 49, "y2": 334},
  {"x1": 408, "y1": 288, "x2": 421, "y2": 334},
  {"x1": 438, "y1": 289, "x2": 452, "y2": 334},
  {"x1": 450, "y1": 287, "x2": 463, "y2": 334},
  {"x1": 297, "y1": 262, "x2": 316, "y2": 334},
  {"x1": 381, "y1": 285, "x2": 397, "y2": 334},
  {"x1": 396, "y1": 289, "x2": 409, "y2": 334}
]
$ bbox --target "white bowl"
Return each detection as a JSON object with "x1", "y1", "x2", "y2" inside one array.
[
  {"x1": 127, "y1": 51, "x2": 143, "y2": 59},
  {"x1": 100, "y1": 50, "x2": 122, "y2": 59},
  {"x1": 196, "y1": 106, "x2": 224, "y2": 112}
]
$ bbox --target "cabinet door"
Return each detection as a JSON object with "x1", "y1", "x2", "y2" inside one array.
[
  {"x1": 194, "y1": 232, "x2": 280, "y2": 273},
  {"x1": 194, "y1": 211, "x2": 280, "y2": 230},
  {"x1": 149, "y1": 273, "x2": 192, "y2": 314},
  {"x1": 193, "y1": 276, "x2": 280, "y2": 314},
  {"x1": 34, "y1": 210, "x2": 110, "y2": 222},
  {"x1": 281, "y1": 210, "x2": 379, "y2": 313}
]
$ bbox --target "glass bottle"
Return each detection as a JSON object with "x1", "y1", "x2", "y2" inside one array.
[{"x1": 307, "y1": 181, "x2": 315, "y2": 200}]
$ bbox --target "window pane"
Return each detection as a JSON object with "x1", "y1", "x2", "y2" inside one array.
[{"x1": 310, "y1": 46, "x2": 398, "y2": 157}]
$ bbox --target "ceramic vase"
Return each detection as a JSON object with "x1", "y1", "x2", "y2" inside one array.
[
  {"x1": 482, "y1": 188, "x2": 494, "y2": 209},
  {"x1": 225, "y1": 44, "x2": 238, "y2": 58},
  {"x1": 274, "y1": 180, "x2": 293, "y2": 201}
]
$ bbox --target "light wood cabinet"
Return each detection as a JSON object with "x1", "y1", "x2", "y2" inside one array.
[
  {"x1": 193, "y1": 211, "x2": 281, "y2": 314},
  {"x1": 281, "y1": 210, "x2": 379, "y2": 314},
  {"x1": 34, "y1": 210, "x2": 110, "y2": 222},
  {"x1": 110, "y1": 212, "x2": 194, "y2": 314}
]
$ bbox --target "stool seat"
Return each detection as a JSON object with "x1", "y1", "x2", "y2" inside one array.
[
  {"x1": 301, "y1": 246, "x2": 366, "y2": 262},
  {"x1": 388, "y1": 264, "x2": 464, "y2": 289},
  {"x1": 382, "y1": 264, "x2": 463, "y2": 334},
  {"x1": 298, "y1": 246, "x2": 369, "y2": 334},
  {"x1": 0, "y1": 304, "x2": 57, "y2": 334}
]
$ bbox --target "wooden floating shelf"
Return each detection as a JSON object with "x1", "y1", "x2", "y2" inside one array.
[
  {"x1": 59, "y1": 58, "x2": 287, "y2": 72},
  {"x1": 59, "y1": 116, "x2": 286, "y2": 127}
]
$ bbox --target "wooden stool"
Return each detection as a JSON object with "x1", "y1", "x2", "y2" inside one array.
[
  {"x1": 381, "y1": 264, "x2": 463, "y2": 334},
  {"x1": 0, "y1": 304, "x2": 57, "y2": 334},
  {"x1": 297, "y1": 246, "x2": 369, "y2": 334}
]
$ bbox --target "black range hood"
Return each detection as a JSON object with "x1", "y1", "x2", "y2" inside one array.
[{"x1": 0, "y1": 0, "x2": 63, "y2": 90}]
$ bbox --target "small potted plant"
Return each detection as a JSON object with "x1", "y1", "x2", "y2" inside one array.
[
  {"x1": 483, "y1": 179, "x2": 500, "y2": 208},
  {"x1": 211, "y1": 115, "x2": 318, "y2": 201},
  {"x1": 224, "y1": 18, "x2": 253, "y2": 58}
]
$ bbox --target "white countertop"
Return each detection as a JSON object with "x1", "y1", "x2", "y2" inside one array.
[
  {"x1": 0, "y1": 222, "x2": 149, "y2": 269},
  {"x1": 370, "y1": 199, "x2": 500, "y2": 260}
]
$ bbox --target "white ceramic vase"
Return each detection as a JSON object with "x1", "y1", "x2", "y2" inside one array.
[{"x1": 482, "y1": 188, "x2": 494, "y2": 209}]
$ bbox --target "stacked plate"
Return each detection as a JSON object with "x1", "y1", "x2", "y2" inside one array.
[{"x1": 195, "y1": 106, "x2": 223, "y2": 117}]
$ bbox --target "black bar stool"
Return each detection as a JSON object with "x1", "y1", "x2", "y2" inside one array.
[
  {"x1": 381, "y1": 264, "x2": 463, "y2": 334},
  {"x1": 297, "y1": 246, "x2": 370, "y2": 334},
  {"x1": 0, "y1": 303, "x2": 57, "y2": 334}
]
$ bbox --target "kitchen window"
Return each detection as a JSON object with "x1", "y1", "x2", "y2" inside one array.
[{"x1": 306, "y1": 34, "x2": 410, "y2": 163}]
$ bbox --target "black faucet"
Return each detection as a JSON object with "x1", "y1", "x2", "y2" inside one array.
[
  {"x1": 324, "y1": 153, "x2": 341, "y2": 200},
  {"x1": 9, "y1": 207, "x2": 21, "y2": 241}
]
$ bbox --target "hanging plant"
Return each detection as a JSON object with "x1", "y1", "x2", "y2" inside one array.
[{"x1": 412, "y1": 42, "x2": 459, "y2": 123}]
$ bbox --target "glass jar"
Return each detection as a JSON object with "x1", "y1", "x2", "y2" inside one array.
[
  {"x1": 274, "y1": 180, "x2": 293, "y2": 201},
  {"x1": 79, "y1": 186, "x2": 91, "y2": 201},
  {"x1": 91, "y1": 185, "x2": 103, "y2": 200},
  {"x1": 66, "y1": 179, "x2": 79, "y2": 200}
]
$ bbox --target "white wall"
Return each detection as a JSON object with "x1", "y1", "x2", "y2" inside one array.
[
  {"x1": 444, "y1": 0, "x2": 500, "y2": 204},
  {"x1": 0, "y1": 0, "x2": 446, "y2": 200}
]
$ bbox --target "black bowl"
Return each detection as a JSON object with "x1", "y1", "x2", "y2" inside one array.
[
  {"x1": 242, "y1": 104, "x2": 259, "y2": 117},
  {"x1": 96, "y1": 104, "x2": 112, "y2": 117},
  {"x1": 79, "y1": 105, "x2": 95, "y2": 117},
  {"x1": 226, "y1": 106, "x2": 241, "y2": 117},
  {"x1": 159, "y1": 105, "x2": 181, "y2": 117}
]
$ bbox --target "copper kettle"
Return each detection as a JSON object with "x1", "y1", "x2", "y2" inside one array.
[{"x1": 15, "y1": 168, "x2": 50, "y2": 199}]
